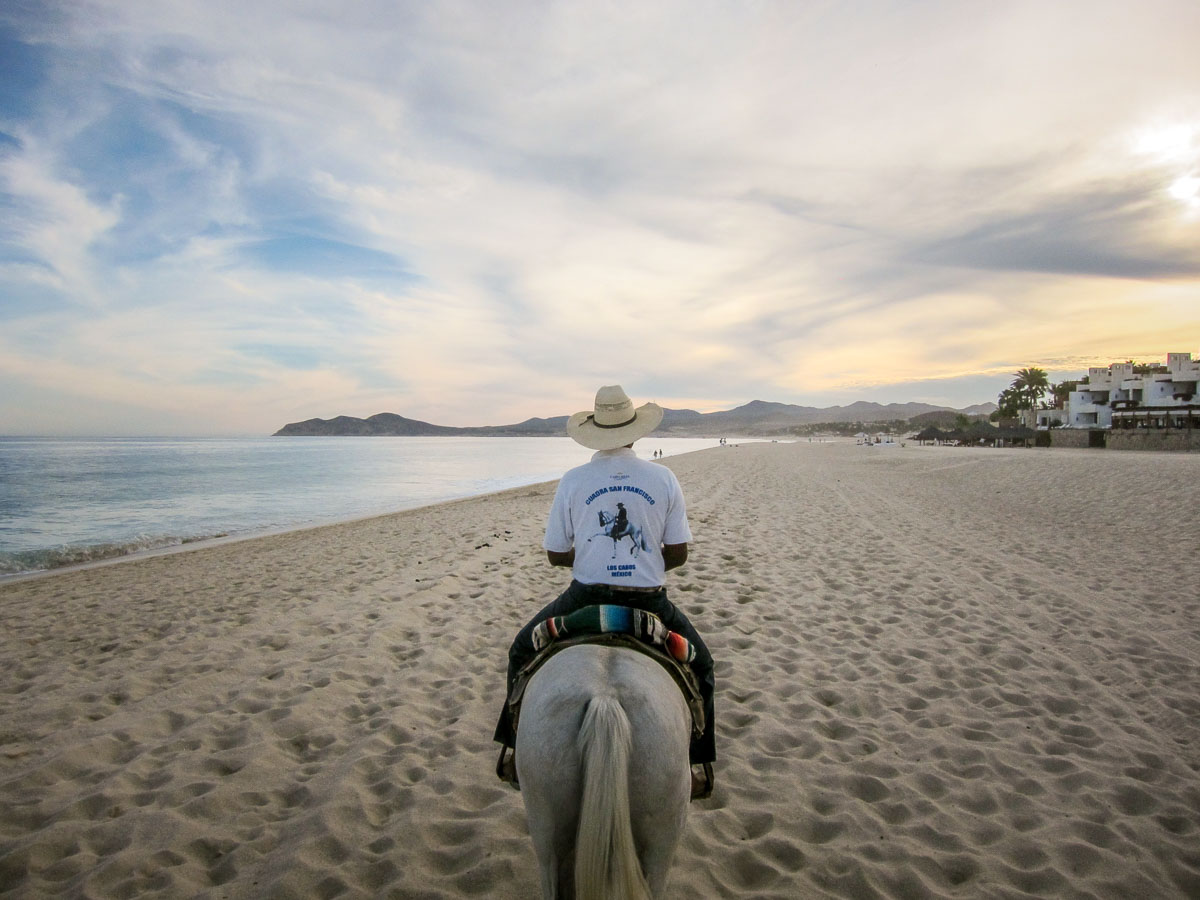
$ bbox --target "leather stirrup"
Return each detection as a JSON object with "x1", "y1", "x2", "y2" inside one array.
[
  {"x1": 496, "y1": 745, "x2": 520, "y2": 790},
  {"x1": 690, "y1": 762, "x2": 714, "y2": 801}
]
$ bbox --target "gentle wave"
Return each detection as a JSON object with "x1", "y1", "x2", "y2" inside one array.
[{"x1": 0, "y1": 532, "x2": 230, "y2": 577}]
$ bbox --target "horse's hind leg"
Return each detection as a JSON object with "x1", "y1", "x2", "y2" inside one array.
[
  {"x1": 518, "y1": 713, "x2": 583, "y2": 900},
  {"x1": 639, "y1": 842, "x2": 679, "y2": 897},
  {"x1": 534, "y1": 852, "x2": 574, "y2": 900},
  {"x1": 522, "y1": 770, "x2": 580, "y2": 898}
]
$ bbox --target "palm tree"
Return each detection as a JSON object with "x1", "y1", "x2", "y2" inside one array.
[
  {"x1": 1049, "y1": 380, "x2": 1077, "y2": 409},
  {"x1": 1011, "y1": 367, "x2": 1049, "y2": 410},
  {"x1": 996, "y1": 387, "x2": 1024, "y2": 419}
]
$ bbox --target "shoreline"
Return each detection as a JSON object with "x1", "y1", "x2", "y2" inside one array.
[
  {"x1": 0, "y1": 440, "x2": 746, "y2": 584},
  {"x1": 0, "y1": 478, "x2": 564, "y2": 587},
  {"x1": 3, "y1": 441, "x2": 1198, "y2": 898}
]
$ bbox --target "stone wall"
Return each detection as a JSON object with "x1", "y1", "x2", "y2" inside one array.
[
  {"x1": 1047, "y1": 429, "x2": 1094, "y2": 449},
  {"x1": 1107, "y1": 430, "x2": 1200, "y2": 452},
  {"x1": 1046, "y1": 428, "x2": 1200, "y2": 451}
]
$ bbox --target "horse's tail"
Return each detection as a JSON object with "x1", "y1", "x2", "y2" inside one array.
[{"x1": 576, "y1": 696, "x2": 651, "y2": 900}]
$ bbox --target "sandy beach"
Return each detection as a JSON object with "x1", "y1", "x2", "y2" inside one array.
[{"x1": 2, "y1": 441, "x2": 1199, "y2": 899}]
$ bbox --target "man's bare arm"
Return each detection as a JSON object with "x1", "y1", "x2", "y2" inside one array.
[
  {"x1": 662, "y1": 542, "x2": 688, "y2": 571},
  {"x1": 547, "y1": 549, "x2": 575, "y2": 568}
]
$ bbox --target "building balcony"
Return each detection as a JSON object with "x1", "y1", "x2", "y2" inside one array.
[{"x1": 1111, "y1": 404, "x2": 1200, "y2": 429}]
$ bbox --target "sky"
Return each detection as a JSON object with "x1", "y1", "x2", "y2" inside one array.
[{"x1": 1, "y1": 1, "x2": 1198, "y2": 436}]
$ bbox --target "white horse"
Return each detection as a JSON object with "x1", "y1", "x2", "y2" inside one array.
[
  {"x1": 516, "y1": 644, "x2": 691, "y2": 900},
  {"x1": 587, "y1": 511, "x2": 648, "y2": 559}
]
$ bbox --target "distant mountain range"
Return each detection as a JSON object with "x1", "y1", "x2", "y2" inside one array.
[{"x1": 273, "y1": 400, "x2": 998, "y2": 437}]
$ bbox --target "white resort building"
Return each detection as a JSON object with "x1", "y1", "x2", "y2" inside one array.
[{"x1": 1064, "y1": 352, "x2": 1200, "y2": 431}]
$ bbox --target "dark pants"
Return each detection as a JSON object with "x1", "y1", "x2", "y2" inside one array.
[{"x1": 493, "y1": 580, "x2": 716, "y2": 764}]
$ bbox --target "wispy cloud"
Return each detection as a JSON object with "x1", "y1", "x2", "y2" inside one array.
[{"x1": 1, "y1": 0, "x2": 1198, "y2": 433}]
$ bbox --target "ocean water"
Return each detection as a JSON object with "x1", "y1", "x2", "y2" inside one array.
[{"x1": 0, "y1": 436, "x2": 728, "y2": 577}]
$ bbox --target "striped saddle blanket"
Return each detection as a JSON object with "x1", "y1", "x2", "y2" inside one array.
[{"x1": 531, "y1": 604, "x2": 696, "y2": 664}]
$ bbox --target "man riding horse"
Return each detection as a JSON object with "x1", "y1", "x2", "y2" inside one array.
[
  {"x1": 494, "y1": 385, "x2": 716, "y2": 799},
  {"x1": 613, "y1": 502, "x2": 629, "y2": 537}
]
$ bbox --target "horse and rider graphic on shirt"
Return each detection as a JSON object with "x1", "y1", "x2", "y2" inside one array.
[{"x1": 587, "y1": 502, "x2": 648, "y2": 558}]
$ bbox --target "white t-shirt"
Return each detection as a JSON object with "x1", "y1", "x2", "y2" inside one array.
[{"x1": 543, "y1": 447, "x2": 692, "y2": 588}]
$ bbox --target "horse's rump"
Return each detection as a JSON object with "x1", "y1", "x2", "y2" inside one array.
[{"x1": 517, "y1": 646, "x2": 691, "y2": 898}]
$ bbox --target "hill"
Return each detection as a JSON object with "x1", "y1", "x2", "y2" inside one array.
[{"x1": 274, "y1": 400, "x2": 998, "y2": 437}]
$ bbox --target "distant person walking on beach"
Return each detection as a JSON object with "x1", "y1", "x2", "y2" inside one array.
[{"x1": 494, "y1": 385, "x2": 716, "y2": 798}]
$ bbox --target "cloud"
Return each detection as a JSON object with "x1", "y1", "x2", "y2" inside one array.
[
  {"x1": 903, "y1": 160, "x2": 1200, "y2": 279},
  {"x1": 1, "y1": 1, "x2": 1199, "y2": 433},
  {"x1": 0, "y1": 141, "x2": 121, "y2": 302}
]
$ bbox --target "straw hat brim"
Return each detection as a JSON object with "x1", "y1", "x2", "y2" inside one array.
[{"x1": 565, "y1": 402, "x2": 664, "y2": 450}]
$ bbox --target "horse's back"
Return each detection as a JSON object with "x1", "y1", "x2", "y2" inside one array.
[{"x1": 516, "y1": 645, "x2": 691, "y2": 898}]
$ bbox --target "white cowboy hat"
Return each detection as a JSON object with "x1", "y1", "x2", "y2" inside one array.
[{"x1": 566, "y1": 385, "x2": 664, "y2": 450}]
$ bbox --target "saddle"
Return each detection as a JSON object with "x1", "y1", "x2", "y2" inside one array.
[{"x1": 498, "y1": 605, "x2": 707, "y2": 789}]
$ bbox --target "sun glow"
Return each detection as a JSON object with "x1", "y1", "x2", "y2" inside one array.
[
  {"x1": 1133, "y1": 121, "x2": 1197, "y2": 160},
  {"x1": 1132, "y1": 121, "x2": 1200, "y2": 215},
  {"x1": 1168, "y1": 173, "x2": 1200, "y2": 214}
]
